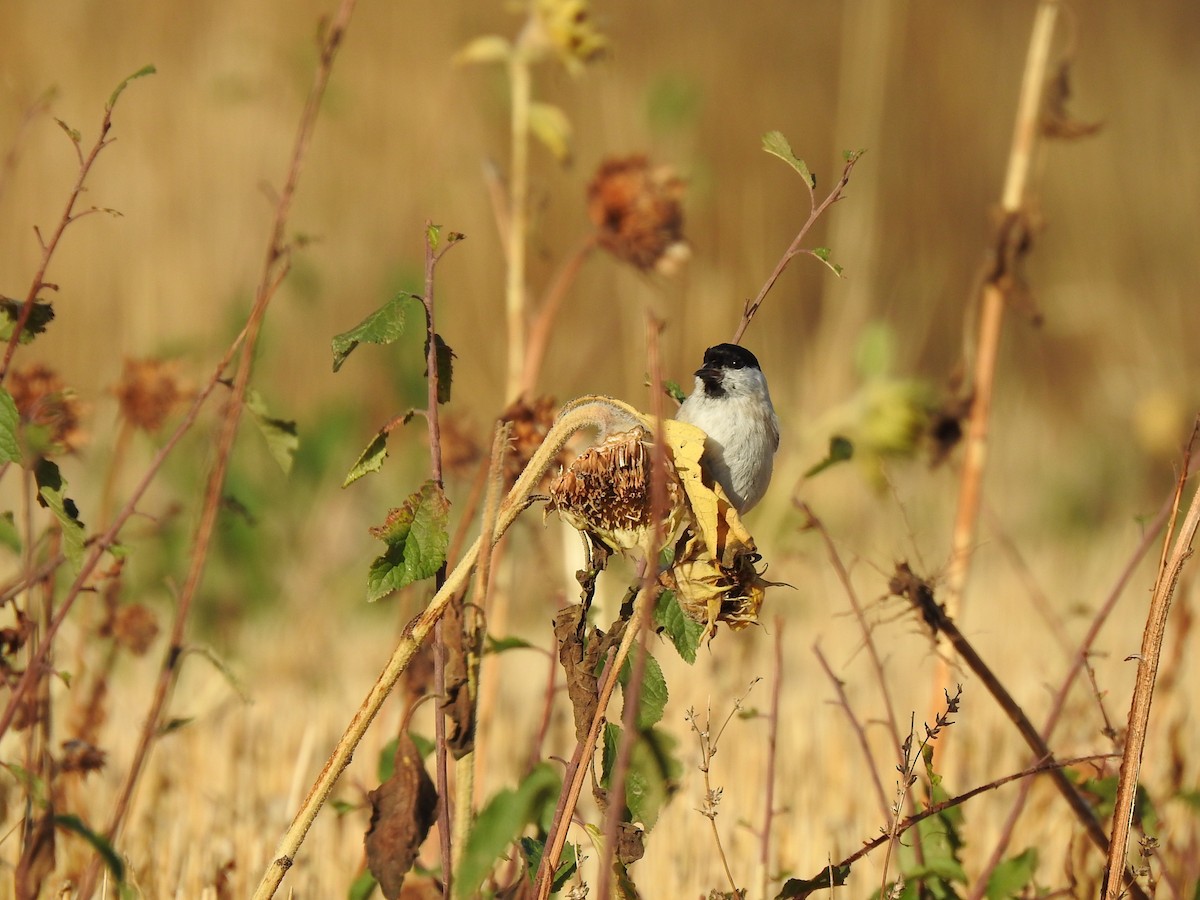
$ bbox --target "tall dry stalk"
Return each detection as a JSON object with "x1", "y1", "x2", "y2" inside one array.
[{"x1": 935, "y1": 0, "x2": 1061, "y2": 722}]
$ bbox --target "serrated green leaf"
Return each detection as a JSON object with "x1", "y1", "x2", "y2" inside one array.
[
  {"x1": 810, "y1": 246, "x2": 844, "y2": 278},
  {"x1": 107, "y1": 63, "x2": 156, "y2": 110},
  {"x1": 0, "y1": 299, "x2": 55, "y2": 345},
  {"x1": 426, "y1": 223, "x2": 441, "y2": 252},
  {"x1": 519, "y1": 838, "x2": 576, "y2": 892},
  {"x1": 246, "y1": 390, "x2": 298, "y2": 475},
  {"x1": 455, "y1": 763, "x2": 561, "y2": 899},
  {"x1": 601, "y1": 723, "x2": 681, "y2": 829},
  {"x1": 331, "y1": 293, "x2": 414, "y2": 373},
  {"x1": 653, "y1": 590, "x2": 701, "y2": 664},
  {"x1": 366, "y1": 481, "x2": 450, "y2": 602},
  {"x1": 664, "y1": 380, "x2": 685, "y2": 404},
  {"x1": 804, "y1": 435, "x2": 854, "y2": 479},
  {"x1": 454, "y1": 34, "x2": 512, "y2": 65},
  {"x1": 0, "y1": 388, "x2": 21, "y2": 465},
  {"x1": 985, "y1": 847, "x2": 1038, "y2": 899},
  {"x1": 34, "y1": 458, "x2": 85, "y2": 571},
  {"x1": 529, "y1": 102, "x2": 572, "y2": 163},
  {"x1": 343, "y1": 427, "x2": 399, "y2": 488},
  {"x1": 762, "y1": 130, "x2": 814, "y2": 188},
  {"x1": 424, "y1": 333, "x2": 454, "y2": 405},
  {"x1": 775, "y1": 866, "x2": 851, "y2": 899},
  {"x1": 55, "y1": 814, "x2": 125, "y2": 883},
  {"x1": 617, "y1": 651, "x2": 668, "y2": 728}
]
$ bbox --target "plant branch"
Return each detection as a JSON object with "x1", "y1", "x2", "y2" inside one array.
[
  {"x1": 254, "y1": 396, "x2": 641, "y2": 900},
  {"x1": 1103, "y1": 432, "x2": 1200, "y2": 899},
  {"x1": 759, "y1": 618, "x2": 784, "y2": 900},
  {"x1": 504, "y1": 34, "x2": 533, "y2": 402},
  {"x1": 730, "y1": 152, "x2": 860, "y2": 345},
  {"x1": 75, "y1": 6, "x2": 357, "y2": 896},
  {"x1": 968, "y1": 490, "x2": 1173, "y2": 899}
]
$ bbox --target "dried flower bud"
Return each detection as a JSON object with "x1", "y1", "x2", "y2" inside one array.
[
  {"x1": 111, "y1": 603, "x2": 160, "y2": 655},
  {"x1": 112, "y1": 357, "x2": 185, "y2": 432},
  {"x1": 588, "y1": 156, "x2": 689, "y2": 274},
  {"x1": 8, "y1": 363, "x2": 86, "y2": 454}
]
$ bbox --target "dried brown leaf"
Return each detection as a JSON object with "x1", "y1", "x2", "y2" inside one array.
[
  {"x1": 365, "y1": 734, "x2": 439, "y2": 900},
  {"x1": 14, "y1": 808, "x2": 55, "y2": 900},
  {"x1": 1042, "y1": 61, "x2": 1103, "y2": 140}
]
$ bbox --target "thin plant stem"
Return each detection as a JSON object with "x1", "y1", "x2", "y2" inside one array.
[
  {"x1": 937, "y1": 0, "x2": 1060, "y2": 704},
  {"x1": 254, "y1": 397, "x2": 638, "y2": 900},
  {"x1": 596, "y1": 312, "x2": 670, "y2": 898},
  {"x1": 759, "y1": 618, "x2": 784, "y2": 900},
  {"x1": 968, "y1": 491, "x2": 1173, "y2": 899},
  {"x1": 1103, "y1": 441, "x2": 1200, "y2": 898},
  {"x1": 74, "y1": 4, "x2": 358, "y2": 895},
  {"x1": 731, "y1": 153, "x2": 861, "y2": 345},
  {"x1": 813, "y1": 643, "x2": 889, "y2": 821},
  {"x1": 504, "y1": 36, "x2": 532, "y2": 402},
  {"x1": 0, "y1": 88, "x2": 54, "y2": 209},
  {"x1": 518, "y1": 233, "x2": 598, "y2": 397},
  {"x1": 0, "y1": 84, "x2": 140, "y2": 382}
]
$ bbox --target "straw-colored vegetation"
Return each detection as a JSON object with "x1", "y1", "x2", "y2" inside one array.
[{"x1": 1, "y1": 1, "x2": 1198, "y2": 898}]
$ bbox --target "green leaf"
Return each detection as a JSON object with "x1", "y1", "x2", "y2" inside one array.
[
  {"x1": 55, "y1": 814, "x2": 125, "y2": 883},
  {"x1": 810, "y1": 246, "x2": 844, "y2": 278},
  {"x1": 654, "y1": 590, "x2": 702, "y2": 664},
  {"x1": 455, "y1": 763, "x2": 562, "y2": 899},
  {"x1": 485, "y1": 634, "x2": 536, "y2": 654},
  {"x1": 426, "y1": 223, "x2": 441, "y2": 252},
  {"x1": 246, "y1": 390, "x2": 298, "y2": 475},
  {"x1": 602, "y1": 723, "x2": 681, "y2": 830},
  {"x1": 331, "y1": 293, "x2": 414, "y2": 372},
  {"x1": 775, "y1": 865, "x2": 851, "y2": 898},
  {"x1": 762, "y1": 130, "x2": 814, "y2": 188},
  {"x1": 377, "y1": 737, "x2": 399, "y2": 782},
  {"x1": 158, "y1": 716, "x2": 194, "y2": 736},
  {"x1": 804, "y1": 435, "x2": 854, "y2": 478},
  {"x1": 366, "y1": 481, "x2": 450, "y2": 602},
  {"x1": 519, "y1": 838, "x2": 576, "y2": 892},
  {"x1": 986, "y1": 847, "x2": 1038, "y2": 899},
  {"x1": 2, "y1": 762, "x2": 49, "y2": 806},
  {"x1": 107, "y1": 63, "x2": 156, "y2": 110},
  {"x1": 664, "y1": 380, "x2": 685, "y2": 404},
  {"x1": 0, "y1": 299, "x2": 56, "y2": 345},
  {"x1": 331, "y1": 799, "x2": 359, "y2": 817},
  {"x1": 424, "y1": 333, "x2": 454, "y2": 405},
  {"x1": 55, "y1": 118, "x2": 82, "y2": 144},
  {"x1": 454, "y1": 34, "x2": 513, "y2": 65},
  {"x1": 528, "y1": 102, "x2": 572, "y2": 163},
  {"x1": 344, "y1": 422, "x2": 409, "y2": 488},
  {"x1": 348, "y1": 869, "x2": 378, "y2": 900},
  {"x1": 0, "y1": 511, "x2": 20, "y2": 553},
  {"x1": 34, "y1": 458, "x2": 85, "y2": 571},
  {"x1": 618, "y1": 651, "x2": 668, "y2": 728},
  {"x1": 0, "y1": 388, "x2": 22, "y2": 464}
]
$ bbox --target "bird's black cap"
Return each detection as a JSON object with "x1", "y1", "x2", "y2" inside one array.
[
  {"x1": 697, "y1": 343, "x2": 761, "y2": 375},
  {"x1": 695, "y1": 343, "x2": 762, "y2": 398}
]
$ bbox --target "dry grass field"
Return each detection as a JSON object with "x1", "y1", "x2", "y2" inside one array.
[{"x1": 1, "y1": 1, "x2": 1199, "y2": 898}]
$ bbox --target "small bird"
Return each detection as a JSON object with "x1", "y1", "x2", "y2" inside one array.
[{"x1": 676, "y1": 343, "x2": 780, "y2": 513}]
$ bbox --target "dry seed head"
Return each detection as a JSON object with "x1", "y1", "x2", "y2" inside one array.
[
  {"x1": 531, "y1": 0, "x2": 607, "y2": 73},
  {"x1": 587, "y1": 155, "x2": 690, "y2": 274},
  {"x1": 112, "y1": 357, "x2": 186, "y2": 432},
  {"x1": 8, "y1": 363, "x2": 86, "y2": 454},
  {"x1": 502, "y1": 394, "x2": 564, "y2": 488},
  {"x1": 548, "y1": 427, "x2": 685, "y2": 553}
]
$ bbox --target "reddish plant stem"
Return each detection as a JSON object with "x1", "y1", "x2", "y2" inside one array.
[
  {"x1": 74, "y1": 5, "x2": 357, "y2": 896},
  {"x1": 731, "y1": 153, "x2": 860, "y2": 345},
  {"x1": 968, "y1": 492, "x2": 1173, "y2": 899},
  {"x1": 759, "y1": 619, "x2": 785, "y2": 900},
  {"x1": 596, "y1": 313, "x2": 670, "y2": 898},
  {"x1": 0, "y1": 91, "x2": 129, "y2": 382},
  {"x1": 518, "y1": 233, "x2": 597, "y2": 398},
  {"x1": 1104, "y1": 440, "x2": 1200, "y2": 899}
]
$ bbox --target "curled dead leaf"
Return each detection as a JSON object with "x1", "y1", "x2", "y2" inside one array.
[{"x1": 365, "y1": 734, "x2": 439, "y2": 900}]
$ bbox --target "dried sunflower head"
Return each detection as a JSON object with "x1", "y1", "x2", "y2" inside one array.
[
  {"x1": 587, "y1": 156, "x2": 690, "y2": 275},
  {"x1": 548, "y1": 427, "x2": 686, "y2": 553},
  {"x1": 663, "y1": 528, "x2": 768, "y2": 644},
  {"x1": 501, "y1": 394, "x2": 562, "y2": 489},
  {"x1": 531, "y1": 0, "x2": 607, "y2": 74}
]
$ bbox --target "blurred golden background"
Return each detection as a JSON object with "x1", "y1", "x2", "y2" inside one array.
[{"x1": 2, "y1": 0, "x2": 1199, "y2": 896}]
